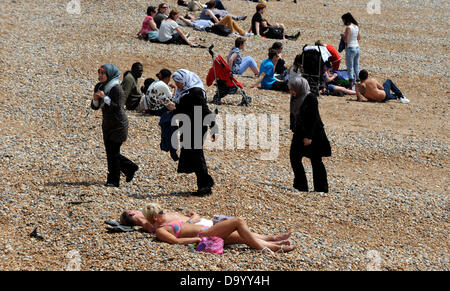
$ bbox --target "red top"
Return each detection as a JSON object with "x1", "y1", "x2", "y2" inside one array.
[
  {"x1": 139, "y1": 16, "x2": 154, "y2": 36},
  {"x1": 326, "y1": 44, "x2": 341, "y2": 63}
]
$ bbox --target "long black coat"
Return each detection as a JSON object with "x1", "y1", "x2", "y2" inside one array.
[
  {"x1": 173, "y1": 87, "x2": 215, "y2": 173},
  {"x1": 290, "y1": 93, "x2": 331, "y2": 157},
  {"x1": 91, "y1": 83, "x2": 129, "y2": 143}
]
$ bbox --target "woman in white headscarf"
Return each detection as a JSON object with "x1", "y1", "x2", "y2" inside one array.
[
  {"x1": 288, "y1": 76, "x2": 331, "y2": 193},
  {"x1": 91, "y1": 64, "x2": 138, "y2": 187},
  {"x1": 171, "y1": 69, "x2": 216, "y2": 196}
]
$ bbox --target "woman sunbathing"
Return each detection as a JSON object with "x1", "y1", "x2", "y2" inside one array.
[{"x1": 141, "y1": 203, "x2": 295, "y2": 253}]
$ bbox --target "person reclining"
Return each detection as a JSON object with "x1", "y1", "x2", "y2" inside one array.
[
  {"x1": 322, "y1": 66, "x2": 355, "y2": 96},
  {"x1": 356, "y1": 69, "x2": 410, "y2": 103},
  {"x1": 138, "y1": 203, "x2": 295, "y2": 253},
  {"x1": 200, "y1": 1, "x2": 250, "y2": 36},
  {"x1": 120, "y1": 208, "x2": 213, "y2": 231}
]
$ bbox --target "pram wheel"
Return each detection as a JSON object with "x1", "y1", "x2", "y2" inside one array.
[{"x1": 239, "y1": 92, "x2": 252, "y2": 107}]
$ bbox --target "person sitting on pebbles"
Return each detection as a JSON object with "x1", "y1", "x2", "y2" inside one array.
[
  {"x1": 131, "y1": 203, "x2": 295, "y2": 254},
  {"x1": 356, "y1": 69, "x2": 410, "y2": 103}
]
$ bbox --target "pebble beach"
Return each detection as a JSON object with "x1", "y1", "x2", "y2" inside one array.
[{"x1": 0, "y1": 0, "x2": 448, "y2": 270}]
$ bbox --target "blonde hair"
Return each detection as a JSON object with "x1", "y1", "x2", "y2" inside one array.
[{"x1": 143, "y1": 203, "x2": 162, "y2": 223}]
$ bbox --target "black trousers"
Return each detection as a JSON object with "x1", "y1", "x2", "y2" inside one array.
[
  {"x1": 271, "y1": 80, "x2": 289, "y2": 92},
  {"x1": 178, "y1": 148, "x2": 214, "y2": 190},
  {"x1": 289, "y1": 135, "x2": 328, "y2": 193},
  {"x1": 104, "y1": 140, "x2": 137, "y2": 185}
]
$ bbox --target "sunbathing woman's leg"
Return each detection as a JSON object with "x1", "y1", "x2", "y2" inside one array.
[
  {"x1": 199, "y1": 217, "x2": 265, "y2": 250},
  {"x1": 223, "y1": 231, "x2": 291, "y2": 244},
  {"x1": 199, "y1": 218, "x2": 294, "y2": 252}
]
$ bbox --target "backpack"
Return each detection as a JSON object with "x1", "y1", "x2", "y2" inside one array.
[{"x1": 207, "y1": 25, "x2": 231, "y2": 37}]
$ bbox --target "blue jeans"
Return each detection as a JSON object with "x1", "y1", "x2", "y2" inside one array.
[
  {"x1": 238, "y1": 56, "x2": 257, "y2": 75},
  {"x1": 383, "y1": 79, "x2": 403, "y2": 101},
  {"x1": 345, "y1": 46, "x2": 360, "y2": 83}
]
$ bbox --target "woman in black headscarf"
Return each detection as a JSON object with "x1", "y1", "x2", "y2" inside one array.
[
  {"x1": 171, "y1": 69, "x2": 216, "y2": 196},
  {"x1": 288, "y1": 76, "x2": 331, "y2": 193},
  {"x1": 91, "y1": 64, "x2": 138, "y2": 187}
]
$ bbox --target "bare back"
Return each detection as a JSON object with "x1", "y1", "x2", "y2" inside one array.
[{"x1": 357, "y1": 78, "x2": 386, "y2": 102}]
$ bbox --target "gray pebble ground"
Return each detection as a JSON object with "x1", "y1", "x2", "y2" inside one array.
[{"x1": 0, "y1": 0, "x2": 448, "y2": 270}]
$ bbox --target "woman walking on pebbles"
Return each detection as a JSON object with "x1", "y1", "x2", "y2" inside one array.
[
  {"x1": 341, "y1": 12, "x2": 361, "y2": 90},
  {"x1": 171, "y1": 69, "x2": 216, "y2": 196},
  {"x1": 288, "y1": 77, "x2": 331, "y2": 193},
  {"x1": 91, "y1": 64, "x2": 138, "y2": 187}
]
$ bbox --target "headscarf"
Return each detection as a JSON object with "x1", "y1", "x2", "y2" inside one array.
[
  {"x1": 288, "y1": 76, "x2": 310, "y2": 121},
  {"x1": 100, "y1": 64, "x2": 121, "y2": 95},
  {"x1": 172, "y1": 69, "x2": 205, "y2": 103}
]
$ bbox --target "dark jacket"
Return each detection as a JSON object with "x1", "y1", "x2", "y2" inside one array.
[
  {"x1": 173, "y1": 87, "x2": 216, "y2": 173},
  {"x1": 121, "y1": 72, "x2": 142, "y2": 110},
  {"x1": 290, "y1": 93, "x2": 331, "y2": 157},
  {"x1": 91, "y1": 83, "x2": 128, "y2": 143}
]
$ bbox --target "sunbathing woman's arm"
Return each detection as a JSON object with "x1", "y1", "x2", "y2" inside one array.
[{"x1": 155, "y1": 228, "x2": 201, "y2": 245}]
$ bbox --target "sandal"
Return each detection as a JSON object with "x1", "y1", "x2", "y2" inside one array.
[{"x1": 260, "y1": 247, "x2": 275, "y2": 255}]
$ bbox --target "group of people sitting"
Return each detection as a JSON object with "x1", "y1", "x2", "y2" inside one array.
[{"x1": 138, "y1": 2, "x2": 300, "y2": 46}]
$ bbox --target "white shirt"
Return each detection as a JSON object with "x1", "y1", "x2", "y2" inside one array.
[
  {"x1": 346, "y1": 24, "x2": 359, "y2": 48},
  {"x1": 144, "y1": 80, "x2": 173, "y2": 111},
  {"x1": 158, "y1": 19, "x2": 179, "y2": 42}
]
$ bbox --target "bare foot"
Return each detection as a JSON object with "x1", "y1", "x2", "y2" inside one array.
[
  {"x1": 276, "y1": 245, "x2": 295, "y2": 253},
  {"x1": 273, "y1": 239, "x2": 291, "y2": 246},
  {"x1": 271, "y1": 231, "x2": 293, "y2": 241}
]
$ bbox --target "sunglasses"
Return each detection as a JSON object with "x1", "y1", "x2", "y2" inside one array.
[{"x1": 158, "y1": 210, "x2": 164, "y2": 215}]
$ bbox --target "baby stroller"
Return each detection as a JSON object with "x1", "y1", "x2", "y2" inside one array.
[
  {"x1": 206, "y1": 45, "x2": 251, "y2": 106},
  {"x1": 299, "y1": 44, "x2": 330, "y2": 95}
]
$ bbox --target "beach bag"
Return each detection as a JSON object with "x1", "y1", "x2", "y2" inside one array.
[
  {"x1": 195, "y1": 236, "x2": 224, "y2": 254},
  {"x1": 208, "y1": 24, "x2": 231, "y2": 37}
]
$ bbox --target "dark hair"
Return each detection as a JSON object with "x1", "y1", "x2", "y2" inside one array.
[
  {"x1": 359, "y1": 69, "x2": 368, "y2": 81},
  {"x1": 235, "y1": 37, "x2": 246, "y2": 48},
  {"x1": 341, "y1": 12, "x2": 358, "y2": 26},
  {"x1": 168, "y1": 9, "x2": 179, "y2": 19},
  {"x1": 268, "y1": 48, "x2": 278, "y2": 60},
  {"x1": 292, "y1": 54, "x2": 302, "y2": 72},
  {"x1": 141, "y1": 78, "x2": 155, "y2": 93},
  {"x1": 131, "y1": 62, "x2": 143, "y2": 71},
  {"x1": 120, "y1": 212, "x2": 136, "y2": 226},
  {"x1": 158, "y1": 3, "x2": 168, "y2": 12},
  {"x1": 147, "y1": 6, "x2": 156, "y2": 16},
  {"x1": 271, "y1": 41, "x2": 283, "y2": 50},
  {"x1": 256, "y1": 3, "x2": 266, "y2": 12},
  {"x1": 206, "y1": 0, "x2": 215, "y2": 9},
  {"x1": 315, "y1": 40, "x2": 324, "y2": 46},
  {"x1": 156, "y1": 68, "x2": 172, "y2": 80}
]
